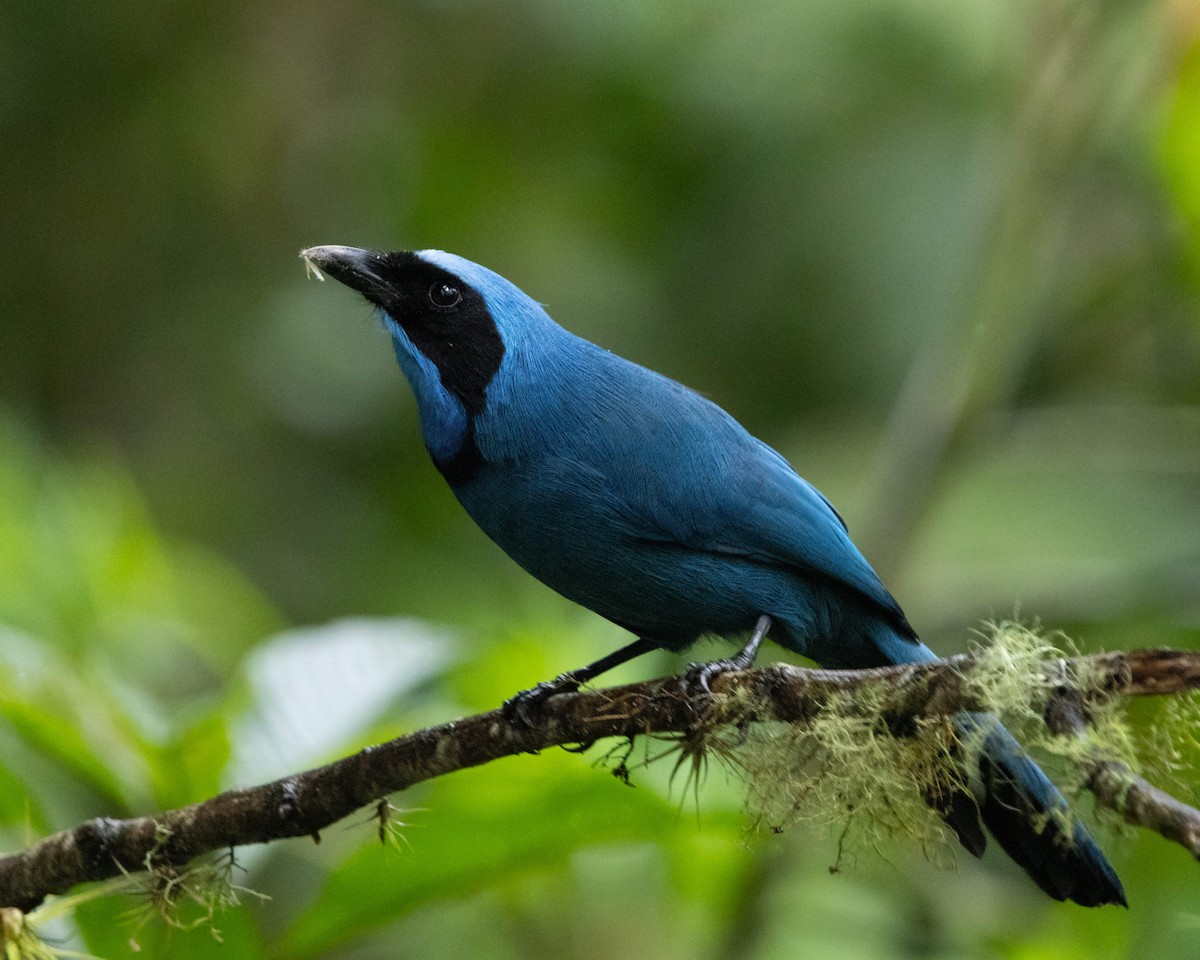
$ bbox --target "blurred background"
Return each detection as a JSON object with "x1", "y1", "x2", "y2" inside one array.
[{"x1": 2, "y1": 0, "x2": 1200, "y2": 956}]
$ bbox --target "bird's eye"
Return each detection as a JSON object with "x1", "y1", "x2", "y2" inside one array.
[{"x1": 428, "y1": 282, "x2": 462, "y2": 310}]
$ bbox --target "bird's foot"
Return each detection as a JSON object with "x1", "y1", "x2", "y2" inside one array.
[
  {"x1": 681, "y1": 615, "x2": 773, "y2": 699},
  {"x1": 502, "y1": 675, "x2": 581, "y2": 729},
  {"x1": 681, "y1": 656, "x2": 744, "y2": 698}
]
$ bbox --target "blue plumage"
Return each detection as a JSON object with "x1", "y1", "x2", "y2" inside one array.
[{"x1": 303, "y1": 244, "x2": 1125, "y2": 907}]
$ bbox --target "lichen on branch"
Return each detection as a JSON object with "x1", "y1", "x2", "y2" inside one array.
[
  {"x1": 0, "y1": 629, "x2": 1198, "y2": 922},
  {"x1": 723, "y1": 624, "x2": 1152, "y2": 863}
]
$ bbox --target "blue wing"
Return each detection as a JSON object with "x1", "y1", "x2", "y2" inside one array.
[
  {"x1": 574, "y1": 363, "x2": 915, "y2": 636},
  {"x1": 622, "y1": 440, "x2": 911, "y2": 630},
  {"x1": 472, "y1": 340, "x2": 914, "y2": 641}
]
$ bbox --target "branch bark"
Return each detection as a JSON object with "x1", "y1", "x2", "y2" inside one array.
[{"x1": 2, "y1": 647, "x2": 1198, "y2": 912}]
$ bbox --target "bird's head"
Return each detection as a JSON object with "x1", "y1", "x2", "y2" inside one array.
[
  {"x1": 301, "y1": 245, "x2": 560, "y2": 473},
  {"x1": 302, "y1": 245, "x2": 525, "y2": 414}
]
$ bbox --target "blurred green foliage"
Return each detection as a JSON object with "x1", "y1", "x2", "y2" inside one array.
[{"x1": 2, "y1": 0, "x2": 1199, "y2": 957}]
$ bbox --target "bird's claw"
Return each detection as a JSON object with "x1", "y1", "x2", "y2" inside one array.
[
  {"x1": 681, "y1": 657, "x2": 739, "y2": 699},
  {"x1": 502, "y1": 676, "x2": 581, "y2": 729},
  {"x1": 682, "y1": 615, "x2": 770, "y2": 701}
]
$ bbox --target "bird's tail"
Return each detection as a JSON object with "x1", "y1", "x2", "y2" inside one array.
[
  {"x1": 936, "y1": 712, "x2": 1125, "y2": 906},
  {"x1": 862, "y1": 628, "x2": 1126, "y2": 907}
]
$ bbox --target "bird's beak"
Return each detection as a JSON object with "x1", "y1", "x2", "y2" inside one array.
[{"x1": 300, "y1": 245, "x2": 391, "y2": 302}]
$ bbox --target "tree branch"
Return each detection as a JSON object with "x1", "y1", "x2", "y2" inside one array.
[
  {"x1": 1044, "y1": 693, "x2": 1200, "y2": 859},
  {"x1": 2, "y1": 647, "x2": 1198, "y2": 912}
]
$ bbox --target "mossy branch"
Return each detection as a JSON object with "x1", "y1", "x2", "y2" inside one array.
[
  {"x1": 1044, "y1": 695, "x2": 1200, "y2": 858},
  {"x1": 2, "y1": 644, "x2": 1199, "y2": 914}
]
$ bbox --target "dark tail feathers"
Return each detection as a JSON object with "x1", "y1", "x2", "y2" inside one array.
[{"x1": 937, "y1": 713, "x2": 1126, "y2": 907}]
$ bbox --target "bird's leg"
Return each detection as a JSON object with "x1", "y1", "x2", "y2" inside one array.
[
  {"x1": 502, "y1": 637, "x2": 659, "y2": 727},
  {"x1": 684, "y1": 614, "x2": 773, "y2": 696}
]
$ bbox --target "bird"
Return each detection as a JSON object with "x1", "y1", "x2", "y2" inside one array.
[{"x1": 300, "y1": 243, "x2": 1125, "y2": 907}]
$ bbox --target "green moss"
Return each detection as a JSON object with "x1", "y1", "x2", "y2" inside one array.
[
  {"x1": 0, "y1": 907, "x2": 62, "y2": 960},
  {"x1": 1137, "y1": 691, "x2": 1200, "y2": 806},
  {"x1": 704, "y1": 622, "x2": 1177, "y2": 868},
  {"x1": 734, "y1": 695, "x2": 961, "y2": 867},
  {"x1": 1, "y1": 880, "x2": 133, "y2": 959}
]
